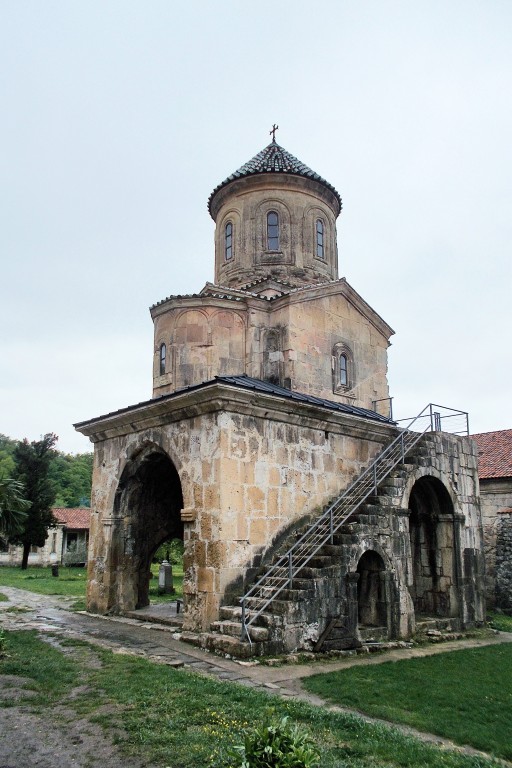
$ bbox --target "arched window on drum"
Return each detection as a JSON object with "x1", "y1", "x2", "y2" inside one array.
[
  {"x1": 225, "y1": 221, "x2": 233, "y2": 260},
  {"x1": 315, "y1": 218, "x2": 324, "y2": 259},
  {"x1": 159, "y1": 343, "x2": 166, "y2": 376},
  {"x1": 267, "y1": 211, "x2": 280, "y2": 251}
]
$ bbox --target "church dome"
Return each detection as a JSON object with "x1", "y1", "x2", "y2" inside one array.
[
  {"x1": 208, "y1": 140, "x2": 342, "y2": 216},
  {"x1": 209, "y1": 138, "x2": 342, "y2": 289}
]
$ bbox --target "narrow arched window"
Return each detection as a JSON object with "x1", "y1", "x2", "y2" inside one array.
[
  {"x1": 159, "y1": 343, "x2": 166, "y2": 376},
  {"x1": 339, "y1": 353, "x2": 348, "y2": 386},
  {"x1": 332, "y1": 342, "x2": 353, "y2": 393},
  {"x1": 316, "y1": 219, "x2": 324, "y2": 259},
  {"x1": 267, "y1": 211, "x2": 279, "y2": 250},
  {"x1": 225, "y1": 221, "x2": 233, "y2": 260}
]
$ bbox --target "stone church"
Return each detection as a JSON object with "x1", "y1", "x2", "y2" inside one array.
[{"x1": 75, "y1": 135, "x2": 485, "y2": 656}]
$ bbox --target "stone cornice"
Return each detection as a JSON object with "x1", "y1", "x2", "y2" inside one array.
[
  {"x1": 74, "y1": 380, "x2": 398, "y2": 444},
  {"x1": 149, "y1": 279, "x2": 394, "y2": 340},
  {"x1": 209, "y1": 171, "x2": 341, "y2": 221}
]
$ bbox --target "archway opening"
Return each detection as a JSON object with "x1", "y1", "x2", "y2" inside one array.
[
  {"x1": 356, "y1": 550, "x2": 388, "y2": 636},
  {"x1": 114, "y1": 449, "x2": 183, "y2": 610},
  {"x1": 408, "y1": 476, "x2": 456, "y2": 618}
]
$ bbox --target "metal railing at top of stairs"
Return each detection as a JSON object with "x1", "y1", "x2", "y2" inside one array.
[{"x1": 239, "y1": 402, "x2": 469, "y2": 643}]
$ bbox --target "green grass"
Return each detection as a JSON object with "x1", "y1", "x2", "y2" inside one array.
[
  {"x1": 487, "y1": 611, "x2": 512, "y2": 632},
  {"x1": 0, "y1": 566, "x2": 88, "y2": 597},
  {"x1": 303, "y1": 644, "x2": 512, "y2": 761},
  {"x1": 0, "y1": 592, "x2": 8, "y2": 601},
  {"x1": 0, "y1": 630, "x2": 80, "y2": 705},
  {"x1": 0, "y1": 630, "x2": 502, "y2": 768},
  {"x1": 148, "y1": 562, "x2": 184, "y2": 602},
  {"x1": 0, "y1": 563, "x2": 183, "y2": 604}
]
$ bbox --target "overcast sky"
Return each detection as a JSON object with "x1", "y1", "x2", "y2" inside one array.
[{"x1": 1, "y1": 1, "x2": 510, "y2": 454}]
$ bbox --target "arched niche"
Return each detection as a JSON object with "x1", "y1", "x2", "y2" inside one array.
[
  {"x1": 356, "y1": 550, "x2": 389, "y2": 635},
  {"x1": 408, "y1": 475, "x2": 458, "y2": 618},
  {"x1": 173, "y1": 310, "x2": 210, "y2": 389}
]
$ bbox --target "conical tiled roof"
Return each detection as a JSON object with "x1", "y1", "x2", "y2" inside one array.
[{"x1": 208, "y1": 140, "x2": 342, "y2": 213}]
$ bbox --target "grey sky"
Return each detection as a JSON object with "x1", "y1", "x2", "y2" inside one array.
[{"x1": 1, "y1": 1, "x2": 510, "y2": 454}]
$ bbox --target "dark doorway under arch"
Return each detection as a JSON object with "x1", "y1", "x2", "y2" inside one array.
[
  {"x1": 114, "y1": 449, "x2": 183, "y2": 610},
  {"x1": 408, "y1": 476, "x2": 457, "y2": 618},
  {"x1": 356, "y1": 550, "x2": 388, "y2": 635}
]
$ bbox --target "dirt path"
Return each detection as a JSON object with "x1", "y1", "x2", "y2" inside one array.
[{"x1": 1, "y1": 587, "x2": 511, "y2": 767}]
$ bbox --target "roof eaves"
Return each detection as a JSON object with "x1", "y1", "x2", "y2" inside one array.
[{"x1": 208, "y1": 141, "x2": 342, "y2": 214}]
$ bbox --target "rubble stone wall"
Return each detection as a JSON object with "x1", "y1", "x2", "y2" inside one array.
[
  {"x1": 478, "y1": 478, "x2": 512, "y2": 608},
  {"x1": 496, "y1": 511, "x2": 512, "y2": 612}
]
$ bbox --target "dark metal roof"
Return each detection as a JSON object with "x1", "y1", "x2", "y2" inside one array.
[
  {"x1": 218, "y1": 375, "x2": 393, "y2": 423},
  {"x1": 74, "y1": 375, "x2": 394, "y2": 430},
  {"x1": 208, "y1": 141, "x2": 342, "y2": 213}
]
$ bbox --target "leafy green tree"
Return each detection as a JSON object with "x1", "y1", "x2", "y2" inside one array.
[
  {"x1": 48, "y1": 451, "x2": 93, "y2": 507},
  {"x1": 153, "y1": 538, "x2": 184, "y2": 565},
  {"x1": 0, "y1": 434, "x2": 93, "y2": 509},
  {"x1": 11, "y1": 433, "x2": 58, "y2": 569},
  {"x1": 0, "y1": 476, "x2": 29, "y2": 540},
  {"x1": 0, "y1": 434, "x2": 17, "y2": 478}
]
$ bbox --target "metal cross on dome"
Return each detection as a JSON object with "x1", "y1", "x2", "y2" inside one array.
[{"x1": 269, "y1": 123, "x2": 279, "y2": 142}]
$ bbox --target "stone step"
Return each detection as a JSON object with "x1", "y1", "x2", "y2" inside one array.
[
  {"x1": 210, "y1": 620, "x2": 269, "y2": 642},
  {"x1": 378, "y1": 476, "x2": 405, "y2": 489},
  {"x1": 306, "y1": 555, "x2": 334, "y2": 568},
  {"x1": 278, "y1": 587, "x2": 315, "y2": 601},
  {"x1": 220, "y1": 607, "x2": 281, "y2": 628},
  {"x1": 291, "y1": 577, "x2": 319, "y2": 590},
  {"x1": 358, "y1": 625, "x2": 389, "y2": 642},
  {"x1": 123, "y1": 609, "x2": 184, "y2": 628},
  {"x1": 318, "y1": 544, "x2": 344, "y2": 557},
  {"x1": 180, "y1": 631, "x2": 259, "y2": 658},
  {"x1": 415, "y1": 617, "x2": 461, "y2": 633},
  {"x1": 256, "y1": 564, "x2": 332, "y2": 583}
]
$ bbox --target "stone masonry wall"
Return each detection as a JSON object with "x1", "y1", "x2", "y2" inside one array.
[
  {"x1": 478, "y1": 478, "x2": 512, "y2": 607},
  {"x1": 299, "y1": 432, "x2": 485, "y2": 650},
  {"x1": 187, "y1": 410, "x2": 388, "y2": 629},
  {"x1": 273, "y1": 289, "x2": 390, "y2": 411},
  {"x1": 83, "y1": 386, "x2": 485, "y2": 645},
  {"x1": 152, "y1": 285, "x2": 391, "y2": 415},
  {"x1": 200, "y1": 430, "x2": 486, "y2": 657},
  {"x1": 496, "y1": 512, "x2": 512, "y2": 612},
  {"x1": 85, "y1": 400, "x2": 392, "y2": 632}
]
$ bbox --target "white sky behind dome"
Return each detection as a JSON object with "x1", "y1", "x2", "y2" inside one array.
[{"x1": 1, "y1": 0, "x2": 510, "y2": 454}]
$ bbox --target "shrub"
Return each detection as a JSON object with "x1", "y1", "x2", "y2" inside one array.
[{"x1": 230, "y1": 715, "x2": 319, "y2": 768}]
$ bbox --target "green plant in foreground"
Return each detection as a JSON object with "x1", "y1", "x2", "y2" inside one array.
[
  {"x1": 0, "y1": 629, "x2": 6, "y2": 658},
  {"x1": 230, "y1": 715, "x2": 320, "y2": 768}
]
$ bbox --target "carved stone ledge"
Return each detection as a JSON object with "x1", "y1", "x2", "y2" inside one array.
[{"x1": 181, "y1": 507, "x2": 196, "y2": 522}]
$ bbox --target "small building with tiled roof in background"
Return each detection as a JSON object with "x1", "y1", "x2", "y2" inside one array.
[
  {"x1": 0, "y1": 508, "x2": 90, "y2": 567},
  {"x1": 471, "y1": 430, "x2": 512, "y2": 611},
  {"x1": 53, "y1": 508, "x2": 91, "y2": 565}
]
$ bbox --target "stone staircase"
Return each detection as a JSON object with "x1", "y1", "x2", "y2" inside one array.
[
  {"x1": 181, "y1": 434, "x2": 438, "y2": 658},
  {"x1": 414, "y1": 616, "x2": 462, "y2": 642}
]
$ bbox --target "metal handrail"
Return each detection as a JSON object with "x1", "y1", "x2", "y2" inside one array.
[
  {"x1": 395, "y1": 404, "x2": 469, "y2": 436},
  {"x1": 239, "y1": 403, "x2": 449, "y2": 642}
]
